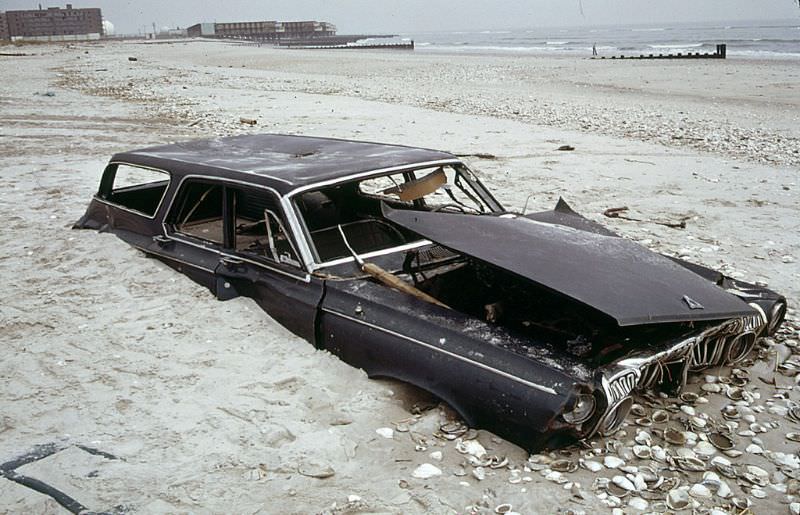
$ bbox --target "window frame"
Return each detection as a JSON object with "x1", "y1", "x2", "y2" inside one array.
[
  {"x1": 95, "y1": 161, "x2": 171, "y2": 219},
  {"x1": 162, "y1": 175, "x2": 310, "y2": 275},
  {"x1": 289, "y1": 160, "x2": 505, "y2": 269}
]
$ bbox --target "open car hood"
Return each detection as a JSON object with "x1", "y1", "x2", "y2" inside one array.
[{"x1": 383, "y1": 207, "x2": 756, "y2": 327}]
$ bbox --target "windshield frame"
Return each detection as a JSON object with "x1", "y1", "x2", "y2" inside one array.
[{"x1": 287, "y1": 160, "x2": 504, "y2": 271}]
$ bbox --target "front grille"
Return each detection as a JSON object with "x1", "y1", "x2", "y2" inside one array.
[{"x1": 604, "y1": 370, "x2": 639, "y2": 405}]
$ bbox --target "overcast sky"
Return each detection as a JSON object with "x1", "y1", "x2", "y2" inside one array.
[{"x1": 1, "y1": 0, "x2": 798, "y2": 34}]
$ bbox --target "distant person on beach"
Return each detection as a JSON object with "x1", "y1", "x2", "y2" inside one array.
[{"x1": 592, "y1": 43, "x2": 598, "y2": 56}]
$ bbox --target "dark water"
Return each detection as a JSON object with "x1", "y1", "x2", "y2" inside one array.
[{"x1": 395, "y1": 20, "x2": 800, "y2": 59}]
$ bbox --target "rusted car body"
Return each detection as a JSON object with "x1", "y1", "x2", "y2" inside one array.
[{"x1": 75, "y1": 134, "x2": 787, "y2": 449}]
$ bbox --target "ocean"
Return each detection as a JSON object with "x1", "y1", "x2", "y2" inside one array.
[{"x1": 397, "y1": 20, "x2": 800, "y2": 59}]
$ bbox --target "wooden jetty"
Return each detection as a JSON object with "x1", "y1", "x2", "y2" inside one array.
[{"x1": 596, "y1": 43, "x2": 726, "y2": 60}]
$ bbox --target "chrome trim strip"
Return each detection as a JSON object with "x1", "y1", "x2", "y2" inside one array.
[
  {"x1": 321, "y1": 307, "x2": 558, "y2": 396},
  {"x1": 310, "y1": 240, "x2": 434, "y2": 271},
  {"x1": 95, "y1": 161, "x2": 172, "y2": 220}
]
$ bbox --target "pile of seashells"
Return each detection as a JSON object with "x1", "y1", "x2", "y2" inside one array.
[{"x1": 402, "y1": 311, "x2": 799, "y2": 514}]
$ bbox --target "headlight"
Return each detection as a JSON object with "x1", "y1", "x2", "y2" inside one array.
[
  {"x1": 562, "y1": 393, "x2": 596, "y2": 424},
  {"x1": 768, "y1": 301, "x2": 787, "y2": 336}
]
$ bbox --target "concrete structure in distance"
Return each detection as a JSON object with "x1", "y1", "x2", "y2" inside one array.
[
  {"x1": 187, "y1": 20, "x2": 336, "y2": 41},
  {"x1": 0, "y1": 4, "x2": 103, "y2": 42}
]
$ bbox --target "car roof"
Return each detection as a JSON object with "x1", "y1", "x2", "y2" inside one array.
[{"x1": 110, "y1": 134, "x2": 457, "y2": 195}]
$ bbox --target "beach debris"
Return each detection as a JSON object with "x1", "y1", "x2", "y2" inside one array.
[
  {"x1": 128, "y1": 56, "x2": 138, "y2": 61},
  {"x1": 239, "y1": 117, "x2": 257, "y2": 126},
  {"x1": 666, "y1": 488, "x2": 691, "y2": 510},
  {"x1": 375, "y1": 427, "x2": 394, "y2": 439},
  {"x1": 298, "y1": 460, "x2": 335, "y2": 479},
  {"x1": 454, "y1": 152, "x2": 497, "y2": 160},
  {"x1": 412, "y1": 463, "x2": 442, "y2": 479},
  {"x1": 456, "y1": 438, "x2": 486, "y2": 459},
  {"x1": 602, "y1": 206, "x2": 688, "y2": 229},
  {"x1": 556, "y1": 145, "x2": 575, "y2": 151}
]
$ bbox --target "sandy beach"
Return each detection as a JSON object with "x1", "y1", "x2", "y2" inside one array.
[{"x1": 1, "y1": 39, "x2": 798, "y2": 514}]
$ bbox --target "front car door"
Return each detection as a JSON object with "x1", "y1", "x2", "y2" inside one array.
[{"x1": 213, "y1": 183, "x2": 323, "y2": 342}]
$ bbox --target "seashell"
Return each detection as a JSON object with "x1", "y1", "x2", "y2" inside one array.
[
  {"x1": 660, "y1": 477, "x2": 681, "y2": 492},
  {"x1": 694, "y1": 441, "x2": 716, "y2": 457},
  {"x1": 550, "y1": 459, "x2": 575, "y2": 473},
  {"x1": 787, "y1": 433, "x2": 800, "y2": 443},
  {"x1": 745, "y1": 444, "x2": 764, "y2": 455},
  {"x1": 651, "y1": 446, "x2": 667, "y2": 463},
  {"x1": 723, "y1": 449, "x2": 743, "y2": 458},
  {"x1": 742, "y1": 465, "x2": 769, "y2": 486},
  {"x1": 674, "y1": 447, "x2": 697, "y2": 459},
  {"x1": 788, "y1": 406, "x2": 800, "y2": 423},
  {"x1": 630, "y1": 403, "x2": 647, "y2": 417},
  {"x1": 582, "y1": 459, "x2": 604, "y2": 472},
  {"x1": 664, "y1": 427, "x2": 687, "y2": 445},
  {"x1": 651, "y1": 410, "x2": 669, "y2": 424},
  {"x1": 456, "y1": 439, "x2": 487, "y2": 458},
  {"x1": 751, "y1": 487, "x2": 767, "y2": 499},
  {"x1": 607, "y1": 482, "x2": 632, "y2": 498},
  {"x1": 680, "y1": 405, "x2": 696, "y2": 416},
  {"x1": 439, "y1": 422, "x2": 467, "y2": 439},
  {"x1": 613, "y1": 475, "x2": 636, "y2": 492},
  {"x1": 453, "y1": 466, "x2": 467, "y2": 477},
  {"x1": 680, "y1": 392, "x2": 699, "y2": 403},
  {"x1": 689, "y1": 416, "x2": 707, "y2": 429},
  {"x1": 689, "y1": 483, "x2": 712, "y2": 498},
  {"x1": 732, "y1": 497, "x2": 751, "y2": 509},
  {"x1": 726, "y1": 386, "x2": 745, "y2": 401},
  {"x1": 701, "y1": 383, "x2": 722, "y2": 393},
  {"x1": 635, "y1": 417, "x2": 653, "y2": 427},
  {"x1": 632, "y1": 445, "x2": 652, "y2": 459},
  {"x1": 666, "y1": 488, "x2": 691, "y2": 510},
  {"x1": 677, "y1": 456, "x2": 707, "y2": 472},
  {"x1": 632, "y1": 473, "x2": 647, "y2": 491},
  {"x1": 411, "y1": 463, "x2": 442, "y2": 479},
  {"x1": 717, "y1": 480, "x2": 733, "y2": 498},
  {"x1": 604, "y1": 456, "x2": 625, "y2": 469},
  {"x1": 489, "y1": 456, "x2": 510, "y2": 469},
  {"x1": 473, "y1": 467, "x2": 487, "y2": 481},
  {"x1": 628, "y1": 497, "x2": 648, "y2": 511},
  {"x1": 635, "y1": 431, "x2": 652, "y2": 445},
  {"x1": 721, "y1": 405, "x2": 741, "y2": 420},
  {"x1": 709, "y1": 432, "x2": 735, "y2": 451},
  {"x1": 494, "y1": 503, "x2": 513, "y2": 514}
]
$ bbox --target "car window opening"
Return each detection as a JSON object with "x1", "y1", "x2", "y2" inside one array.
[
  {"x1": 172, "y1": 182, "x2": 224, "y2": 244},
  {"x1": 102, "y1": 164, "x2": 169, "y2": 217},
  {"x1": 231, "y1": 187, "x2": 301, "y2": 267},
  {"x1": 297, "y1": 164, "x2": 493, "y2": 263}
]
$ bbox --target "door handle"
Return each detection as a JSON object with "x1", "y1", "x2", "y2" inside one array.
[
  {"x1": 152, "y1": 235, "x2": 172, "y2": 247},
  {"x1": 220, "y1": 256, "x2": 244, "y2": 268}
]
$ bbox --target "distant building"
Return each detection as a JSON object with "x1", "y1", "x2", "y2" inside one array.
[
  {"x1": 187, "y1": 20, "x2": 336, "y2": 41},
  {"x1": 0, "y1": 12, "x2": 9, "y2": 41},
  {"x1": 1, "y1": 4, "x2": 103, "y2": 42}
]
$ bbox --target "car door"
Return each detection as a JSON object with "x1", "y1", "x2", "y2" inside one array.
[
  {"x1": 151, "y1": 178, "x2": 227, "y2": 292},
  {"x1": 212, "y1": 184, "x2": 323, "y2": 342}
]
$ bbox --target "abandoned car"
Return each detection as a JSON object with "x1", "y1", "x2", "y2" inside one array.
[{"x1": 75, "y1": 134, "x2": 787, "y2": 449}]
